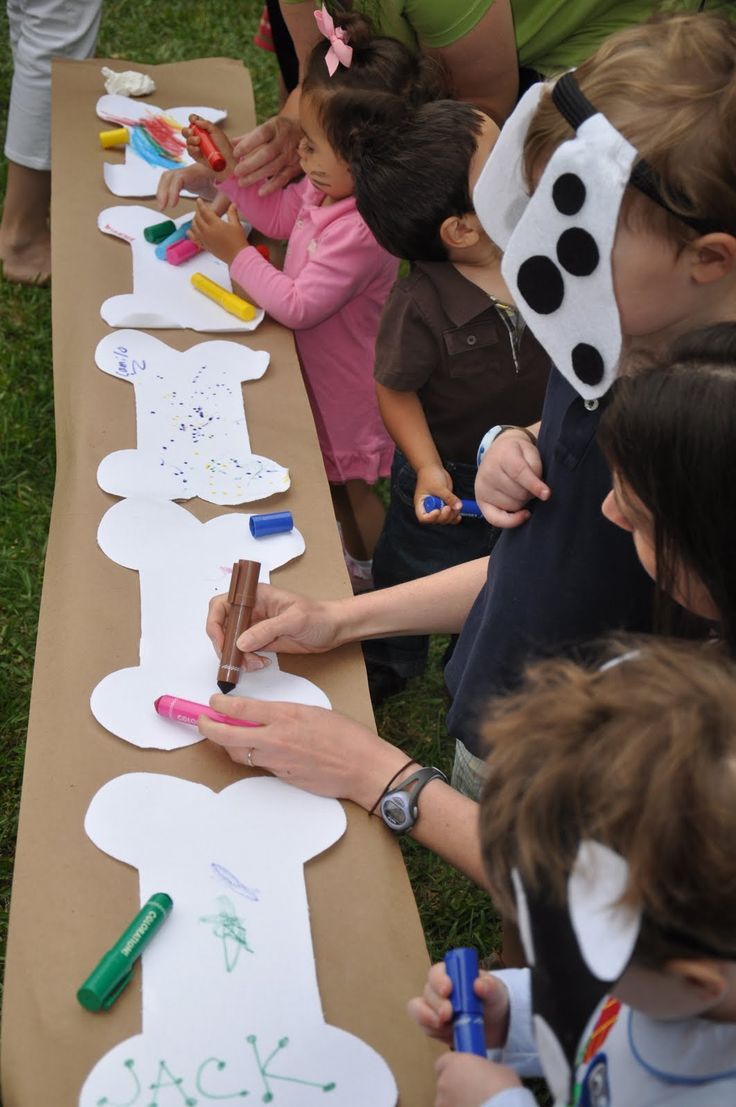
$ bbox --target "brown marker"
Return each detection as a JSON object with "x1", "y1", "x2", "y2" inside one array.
[{"x1": 217, "y1": 559, "x2": 261, "y2": 693}]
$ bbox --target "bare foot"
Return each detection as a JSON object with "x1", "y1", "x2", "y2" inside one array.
[
  {"x1": 0, "y1": 161, "x2": 52, "y2": 284},
  {"x1": 0, "y1": 232, "x2": 51, "y2": 285}
]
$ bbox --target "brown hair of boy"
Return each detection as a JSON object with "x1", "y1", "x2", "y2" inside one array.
[
  {"x1": 479, "y1": 640, "x2": 736, "y2": 967},
  {"x1": 523, "y1": 12, "x2": 736, "y2": 243}
]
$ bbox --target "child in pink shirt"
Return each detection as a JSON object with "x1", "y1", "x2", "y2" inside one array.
[{"x1": 165, "y1": 8, "x2": 444, "y2": 582}]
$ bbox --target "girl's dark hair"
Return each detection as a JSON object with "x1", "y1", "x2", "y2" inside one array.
[
  {"x1": 323, "y1": 98, "x2": 484, "y2": 261},
  {"x1": 302, "y1": 10, "x2": 446, "y2": 104},
  {"x1": 598, "y1": 322, "x2": 736, "y2": 652}
]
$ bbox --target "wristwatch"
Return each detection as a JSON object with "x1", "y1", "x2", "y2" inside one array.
[
  {"x1": 379, "y1": 766, "x2": 447, "y2": 835},
  {"x1": 477, "y1": 424, "x2": 538, "y2": 466}
]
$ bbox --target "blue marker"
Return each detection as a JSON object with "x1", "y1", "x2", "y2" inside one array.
[
  {"x1": 154, "y1": 220, "x2": 194, "y2": 259},
  {"x1": 423, "y1": 495, "x2": 483, "y2": 518},
  {"x1": 445, "y1": 947, "x2": 486, "y2": 1056}
]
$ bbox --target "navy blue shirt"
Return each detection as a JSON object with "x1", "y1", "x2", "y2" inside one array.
[{"x1": 445, "y1": 366, "x2": 655, "y2": 756}]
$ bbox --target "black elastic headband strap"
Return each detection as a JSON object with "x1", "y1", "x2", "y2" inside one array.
[{"x1": 551, "y1": 72, "x2": 723, "y2": 237}]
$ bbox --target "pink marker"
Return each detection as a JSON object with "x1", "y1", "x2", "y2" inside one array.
[
  {"x1": 166, "y1": 238, "x2": 201, "y2": 265},
  {"x1": 154, "y1": 694, "x2": 260, "y2": 728}
]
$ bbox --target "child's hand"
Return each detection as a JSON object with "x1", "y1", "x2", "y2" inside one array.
[
  {"x1": 434, "y1": 1054, "x2": 522, "y2": 1107},
  {"x1": 475, "y1": 431, "x2": 549, "y2": 528},
  {"x1": 184, "y1": 114, "x2": 236, "y2": 178},
  {"x1": 408, "y1": 962, "x2": 511, "y2": 1049},
  {"x1": 156, "y1": 164, "x2": 218, "y2": 211},
  {"x1": 189, "y1": 200, "x2": 248, "y2": 265},
  {"x1": 414, "y1": 465, "x2": 462, "y2": 525}
]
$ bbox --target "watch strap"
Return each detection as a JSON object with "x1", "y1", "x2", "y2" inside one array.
[{"x1": 379, "y1": 765, "x2": 447, "y2": 835}]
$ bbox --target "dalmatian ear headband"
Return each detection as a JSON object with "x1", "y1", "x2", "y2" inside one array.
[
  {"x1": 474, "y1": 73, "x2": 720, "y2": 401},
  {"x1": 512, "y1": 841, "x2": 641, "y2": 1107}
]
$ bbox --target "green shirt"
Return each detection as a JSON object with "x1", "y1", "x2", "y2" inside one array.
[{"x1": 285, "y1": 0, "x2": 705, "y2": 67}]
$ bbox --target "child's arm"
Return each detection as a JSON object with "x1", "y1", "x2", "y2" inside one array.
[
  {"x1": 376, "y1": 383, "x2": 462, "y2": 525},
  {"x1": 474, "y1": 423, "x2": 548, "y2": 528},
  {"x1": 224, "y1": 218, "x2": 392, "y2": 329}
]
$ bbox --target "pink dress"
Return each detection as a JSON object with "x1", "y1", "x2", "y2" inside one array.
[{"x1": 218, "y1": 174, "x2": 397, "y2": 483}]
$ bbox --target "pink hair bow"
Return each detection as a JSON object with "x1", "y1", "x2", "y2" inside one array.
[{"x1": 314, "y1": 4, "x2": 353, "y2": 76}]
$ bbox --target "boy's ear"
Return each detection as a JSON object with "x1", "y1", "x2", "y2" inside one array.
[
  {"x1": 691, "y1": 233, "x2": 736, "y2": 285},
  {"x1": 440, "y1": 213, "x2": 481, "y2": 251},
  {"x1": 665, "y1": 958, "x2": 728, "y2": 1006}
]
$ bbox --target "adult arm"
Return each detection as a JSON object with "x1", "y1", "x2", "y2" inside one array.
[
  {"x1": 199, "y1": 698, "x2": 486, "y2": 884},
  {"x1": 417, "y1": 1, "x2": 520, "y2": 124}
]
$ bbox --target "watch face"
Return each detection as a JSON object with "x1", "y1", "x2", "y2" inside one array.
[{"x1": 380, "y1": 793, "x2": 411, "y2": 831}]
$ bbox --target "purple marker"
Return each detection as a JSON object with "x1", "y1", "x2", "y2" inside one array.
[
  {"x1": 423, "y1": 495, "x2": 483, "y2": 518},
  {"x1": 445, "y1": 947, "x2": 486, "y2": 1057}
]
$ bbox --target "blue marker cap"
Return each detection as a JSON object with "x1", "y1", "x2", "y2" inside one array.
[
  {"x1": 445, "y1": 947, "x2": 487, "y2": 1057},
  {"x1": 249, "y1": 511, "x2": 294, "y2": 538},
  {"x1": 423, "y1": 495, "x2": 483, "y2": 518},
  {"x1": 154, "y1": 220, "x2": 193, "y2": 259}
]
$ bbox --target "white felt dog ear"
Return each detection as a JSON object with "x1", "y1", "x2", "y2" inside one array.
[
  {"x1": 473, "y1": 81, "x2": 544, "y2": 249},
  {"x1": 568, "y1": 840, "x2": 641, "y2": 982}
]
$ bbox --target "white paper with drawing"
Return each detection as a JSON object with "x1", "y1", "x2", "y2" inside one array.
[
  {"x1": 90, "y1": 499, "x2": 329, "y2": 750},
  {"x1": 98, "y1": 207, "x2": 264, "y2": 332},
  {"x1": 80, "y1": 773, "x2": 398, "y2": 1106},
  {"x1": 97, "y1": 94, "x2": 226, "y2": 197},
  {"x1": 95, "y1": 331, "x2": 285, "y2": 502}
]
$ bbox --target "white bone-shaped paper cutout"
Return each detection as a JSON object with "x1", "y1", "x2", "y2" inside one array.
[
  {"x1": 95, "y1": 331, "x2": 286, "y2": 503},
  {"x1": 97, "y1": 94, "x2": 226, "y2": 197},
  {"x1": 98, "y1": 207, "x2": 264, "y2": 332},
  {"x1": 90, "y1": 499, "x2": 329, "y2": 750},
  {"x1": 567, "y1": 840, "x2": 641, "y2": 982},
  {"x1": 79, "y1": 773, "x2": 398, "y2": 1106}
]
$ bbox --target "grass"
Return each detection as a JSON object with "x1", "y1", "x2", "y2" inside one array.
[{"x1": 0, "y1": 0, "x2": 496, "y2": 1013}]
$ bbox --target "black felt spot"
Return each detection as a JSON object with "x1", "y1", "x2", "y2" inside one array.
[
  {"x1": 517, "y1": 256, "x2": 564, "y2": 315},
  {"x1": 571, "y1": 343, "x2": 605, "y2": 386},
  {"x1": 552, "y1": 173, "x2": 586, "y2": 216},
  {"x1": 556, "y1": 228, "x2": 599, "y2": 277}
]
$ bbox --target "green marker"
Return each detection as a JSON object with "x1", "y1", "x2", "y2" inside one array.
[
  {"x1": 143, "y1": 219, "x2": 176, "y2": 244},
  {"x1": 77, "y1": 892, "x2": 173, "y2": 1012}
]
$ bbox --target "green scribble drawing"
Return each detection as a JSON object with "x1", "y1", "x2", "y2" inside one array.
[
  {"x1": 246, "y1": 1035, "x2": 336, "y2": 1102},
  {"x1": 147, "y1": 1059, "x2": 197, "y2": 1106},
  {"x1": 200, "y1": 895, "x2": 254, "y2": 972},
  {"x1": 97, "y1": 1057, "x2": 141, "y2": 1106},
  {"x1": 196, "y1": 1058, "x2": 249, "y2": 1099}
]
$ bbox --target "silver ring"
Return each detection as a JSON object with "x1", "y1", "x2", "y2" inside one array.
[{"x1": 246, "y1": 747, "x2": 256, "y2": 769}]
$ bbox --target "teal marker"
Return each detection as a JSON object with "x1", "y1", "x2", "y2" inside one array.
[{"x1": 77, "y1": 892, "x2": 173, "y2": 1011}]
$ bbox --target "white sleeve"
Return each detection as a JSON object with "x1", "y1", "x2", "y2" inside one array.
[{"x1": 487, "y1": 969, "x2": 542, "y2": 1078}]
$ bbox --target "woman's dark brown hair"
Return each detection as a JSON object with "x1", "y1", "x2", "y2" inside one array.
[{"x1": 598, "y1": 322, "x2": 736, "y2": 652}]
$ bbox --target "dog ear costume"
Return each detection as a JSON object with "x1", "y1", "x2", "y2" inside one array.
[{"x1": 474, "y1": 73, "x2": 720, "y2": 402}]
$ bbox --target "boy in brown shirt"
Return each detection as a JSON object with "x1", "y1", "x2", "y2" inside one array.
[{"x1": 326, "y1": 99, "x2": 550, "y2": 701}]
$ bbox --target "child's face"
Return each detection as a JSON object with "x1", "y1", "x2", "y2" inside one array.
[
  {"x1": 601, "y1": 477, "x2": 718, "y2": 619},
  {"x1": 611, "y1": 212, "x2": 699, "y2": 345},
  {"x1": 298, "y1": 95, "x2": 354, "y2": 203}
]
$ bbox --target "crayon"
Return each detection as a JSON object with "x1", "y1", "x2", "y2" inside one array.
[
  {"x1": 445, "y1": 947, "x2": 486, "y2": 1057},
  {"x1": 423, "y1": 495, "x2": 483, "y2": 518},
  {"x1": 154, "y1": 695, "x2": 260, "y2": 728},
  {"x1": 166, "y1": 237, "x2": 202, "y2": 265},
  {"x1": 191, "y1": 272, "x2": 257, "y2": 321},
  {"x1": 144, "y1": 219, "x2": 176, "y2": 244},
  {"x1": 190, "y1": 121, "x2": 226, "y2": 173},
  {"x1": 218, "y1": 560, "x2": 261, "y2": 693},
  {"x1": 99, "y1": 126, "x2": 130, "y2": 148},
  {"x1": 154, "y1": 220, "x2": 193, "y2": 259}
]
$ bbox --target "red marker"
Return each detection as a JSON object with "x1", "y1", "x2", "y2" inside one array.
[
  {"x1": 154, "y1": 695, "x2": 260, "y2": 728},
  {"x1": 190, "y1": 122, "x2": 226, "y2": 173}
]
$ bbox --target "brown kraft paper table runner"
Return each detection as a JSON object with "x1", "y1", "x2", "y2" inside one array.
[{"x1": 1, "y1": 56, "x2": 438, "y2": 1106}]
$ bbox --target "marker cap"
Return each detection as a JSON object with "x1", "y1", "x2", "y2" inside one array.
[
  {"x1": 99, "y1": 126, "x2": 130, "y2": 148},
  {"x1": 166, "y1": 237, "x2": 201, "y2": 265},
  {"x1": 144, "y1": 219, "x2": 176, "y2": 244},
  {"x1": 249, "y1": 511, "x2": 294, "y2": 538}
]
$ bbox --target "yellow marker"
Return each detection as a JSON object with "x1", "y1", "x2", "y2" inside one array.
[
  {"x1": 99, "y1": 126, "x2": 130, "y2": 148},
  {"x1": 191, "y1": 272, "x2": 257, "y2": 322}
]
